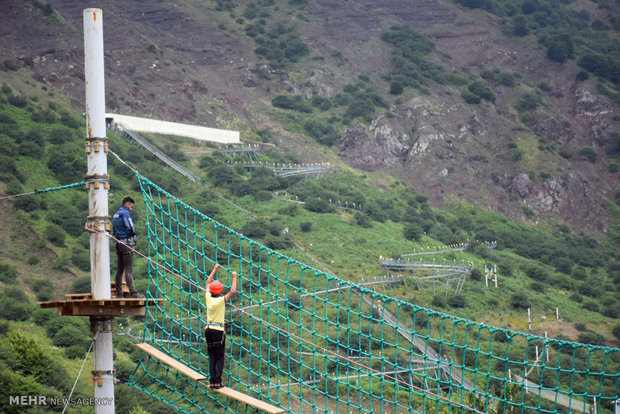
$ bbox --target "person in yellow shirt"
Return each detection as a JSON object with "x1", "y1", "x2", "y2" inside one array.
[{"x1": 204, "y1": 263, "x2": 237, "y2": 389}]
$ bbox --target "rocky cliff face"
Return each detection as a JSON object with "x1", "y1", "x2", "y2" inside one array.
[{"x1": 0, "y1": 0, "x2": 617, "y2": 234}]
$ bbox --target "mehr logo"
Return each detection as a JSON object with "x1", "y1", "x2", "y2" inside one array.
[{"x1": 9, "y1": 395, "x2": 47, "y2": 405}]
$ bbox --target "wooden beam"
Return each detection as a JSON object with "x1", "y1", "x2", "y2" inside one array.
[
  {"x1": 214, "y1": 387, "x2": 285, "y2": 414},
  {"x1": 136, "y1": 343, "x2": 206, "y2": 382}
]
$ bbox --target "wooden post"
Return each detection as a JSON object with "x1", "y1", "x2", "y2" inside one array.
[{"x1": 528, "y1": 308, "x2": 532, "y2": 331}]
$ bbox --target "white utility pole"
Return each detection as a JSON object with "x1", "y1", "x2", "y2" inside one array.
[{"x1": 84, "y1": 8, "x2": 114, "y2": 413}]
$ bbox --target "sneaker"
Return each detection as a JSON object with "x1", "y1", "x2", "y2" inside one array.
[
  {"x1": 212, "y1": 383, "x2": 224, "y2": 389},
  {"x1": 129, "y1": 293, "x2": 145, "y2": 299}
]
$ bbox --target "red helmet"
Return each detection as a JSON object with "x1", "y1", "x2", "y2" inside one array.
[{"x1": 209, "y1": 280, "x2": 223, "y2": 295}]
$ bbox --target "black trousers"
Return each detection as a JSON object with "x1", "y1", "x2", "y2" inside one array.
[
  {"x1": 204, "y1": 328, "x2": 226, "y2": 385},
  {"x1": 115, "y1": 243, "x2": 136, "y2": 297}
]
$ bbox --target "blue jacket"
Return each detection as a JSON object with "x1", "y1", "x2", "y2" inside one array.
[{"x1": 112, "y1": 206, "x2": 136, "y2": 239}]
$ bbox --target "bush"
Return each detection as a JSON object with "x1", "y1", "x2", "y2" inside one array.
[
  {"x1": 582, "y1": 301, "x2": 599, "y2": 312},
  {"x1": 53, "y1": 325, "x2": 90, "y2": 348},
  {"x1": 32, "y1": 279, "x2": 54, "y2": 301},
  {"x1": 0, "y1": 286, "x2": 34, "y2": 321},
  {"x1": 447, "y1": 294, "x2": 466, "y2": 307},
  {"x1": 468, "y1": 80, "x2": 495, "y2": 103},
  {"x1": 613, "y1": 324, "x2": 620, "y2": 340},
  {"x1": 510, "y1": 292, "x2": 531, "y2": 309},
  {"x1": 300, "y1": 221, "x2": 312, "y2": 232},
  {"x1": 403, "y1": 222, "x2": 423, "y2": 241},
  {"x1": 577, "y1": 332, "x2": 606, "y2": 346},
  {"x1": 44, "y1": 223, "x2": 66, "y2": 246},
  {"x1": 0, "y1": 263, "x2": 18, "y2": 283},
  {"x1": 73, "y1": 276, "x2": 91, "y2": 293},
  {"x1": 580, "y1": 146, "x2": 597, "y2": 163},
  {"x1": 431, "y1": 295, "x2": 445, "y2": 308}
]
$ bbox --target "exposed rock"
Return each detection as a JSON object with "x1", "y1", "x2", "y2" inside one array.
[
  {"x1": 339, "y1": 118, "x2": 412, "y2": 170},
  {"x1": 510, "y1": 173, "x2": 532, "y2": 198}
]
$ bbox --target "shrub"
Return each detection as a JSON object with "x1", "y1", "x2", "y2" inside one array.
[
  {"x1": 582, "y1": 301, "x2": 599, "y2": 312},
  {"x1": 468, "y1": 80, "x2": 495, "y2": 103},
  {"x1": 577, "y1": 332, "x2": 605, "y2": 346},
  {"x1": 431, "y1": 295, "x2": 445, "y2": 308},
  {"x1": 447, "y1": 295, "x2": 466, "y2": 307},
  {"x1": 403, "y1": 222, "x2": 423, "y2": 241},
  {"x1": 613, "y1": 324, "x2": 620, "y2": 340},
  {"x1": 53, "y1": 325, "x2": 90, "y2": 348},
  {"x1": 300, "y1": 221, "x2": 312, "y2": 232},
  {"x1": 0, "y1": 263, "x2": 18, "y2": 283},
  {"x1": 44, "y1": 223, "x2": 66, "y2": 246},
  {"x1": 73, "y1": 276, "x2": 91, "y2": 294},
  {"x1": 579, "y1": 146, "x2": 597, "y2": 163},
  {"x1": 461, "y1": 90, "x2": 481, "y2": 104},
  {"x1": 510, "y1": 292, "x2": 531, "y2": 309},
  {"x1": 241, "y1": 221, "x2": 267, "y2": 238},
  {"x1": 0, "y1": 286, "x2": 34, "y2": 321},
  {"x1": 32, "y1": 279, "x2": 54, "y2": 301}
]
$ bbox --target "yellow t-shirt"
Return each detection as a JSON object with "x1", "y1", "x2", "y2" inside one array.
[{"x1": 205, "y1": 291, "x2": 225, "y2": 332}]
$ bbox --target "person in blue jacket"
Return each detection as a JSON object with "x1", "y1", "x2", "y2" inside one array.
[{"x1": 112, "y1": 197, "x2": 144, "y2": 298}]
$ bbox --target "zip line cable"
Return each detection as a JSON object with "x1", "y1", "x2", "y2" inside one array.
[{"x1": 0, "y1": 181, "x2": 85, "y2": 200}]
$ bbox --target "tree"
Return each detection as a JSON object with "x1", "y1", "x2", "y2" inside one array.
[
  {"x1": 403, "y1": 222, "x2": 423, "y2": 241},
  {"x1": 512, "y1": 15, "x2": 529, "y2": 36},
  {"x1": 510, "y1": 292, "x2": 531, "y2": 309}
]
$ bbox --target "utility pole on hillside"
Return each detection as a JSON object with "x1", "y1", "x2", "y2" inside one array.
[{"x1": 84, "y1": 8, "x2": 114, "y2": 413}]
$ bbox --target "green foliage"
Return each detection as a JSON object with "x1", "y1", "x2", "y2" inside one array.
[
  {"x1": 300, "y1": 221, "x2": 312, "y2": 232},
  {"x1": 515, "y1": 92, "x2": 542, "y2": 112},
  {"x1": 0, "y1": 286, "x2": 34, "y2": 321},
  {"x1": 44, "y1": 223, "x2": 66, "y2": 246},
  {"x1": 510, "y1": 291, "x2": 531, "y2": 309},
  {"x1": 577, "y1": 332, "x2": 606, "y2": 346},
  {"x1": 32, "y1": 279, "x2": 54, "y2": 301},
  {"x1": 467, "y1": 80, "x2": 496, "y2": 103},
  {"x1": 0, "y1": 263, "x2": 18, "y2": 284},
  {"x1": 254, "y1": 24, "x2": 310, "y2": 65},
  {"x1": 403, "y1": 222, "x2": 423, "y2": 241},
  {"x1": 303, "y1": 119, "x2": 339, "y2": 146},
  {"x1": 272, "y1": 95, "x2": 312, "y2": 113},
  {"x1": 7, "y1": 330, "x2": 51, "y2": 382},
  {"x1": 580, "y1": 146, "x2": 597, "y2": 163},
  {"x1": 381, "y1": 25, "x2": 451, "y2": 88}
]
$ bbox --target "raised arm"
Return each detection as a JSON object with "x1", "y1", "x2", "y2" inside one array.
[
  {"x1": 206, "y1": 263, "x2": 220, "y2": 288},
  {"x1": 225, "y1": 272, "x2": 237, "y2": 302}
]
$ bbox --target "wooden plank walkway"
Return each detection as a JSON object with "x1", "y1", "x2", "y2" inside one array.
[
  {"x1": 214, "y1": 387, "x2": 285, "y2": 414},
  {"x1": 136, "y1": 343, "x2": 206, "y2": 381}
]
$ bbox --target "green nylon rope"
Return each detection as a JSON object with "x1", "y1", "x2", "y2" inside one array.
[
  {"x1": 126, "y1": 174, "x2": 620, "y2": 414},
  {"x1": 0, "y1": 181, "x2": 85, "y2": 200}
]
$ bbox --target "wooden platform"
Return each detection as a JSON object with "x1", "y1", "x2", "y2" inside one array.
[
  {"x1": 136, "y1": 343, "x2": 207, "y2": 381},
  {"x1": 39, "y1": 289, "x2": 162, "y2": 316},
  {"x1": 214, "y1": 387, "x2": 285, "y2": 414}
]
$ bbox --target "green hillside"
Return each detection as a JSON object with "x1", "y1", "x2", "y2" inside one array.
[{"x1": 0, "y1": 61, "x2": 619, "y2": 412}]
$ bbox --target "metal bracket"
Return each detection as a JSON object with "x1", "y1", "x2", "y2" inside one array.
[
  {"x1": 90, "y1": 316, "x2": 114, "y2": 332},
  {"x1": 84, "y1": 173, "x2": 110, "y2": 190},
  {"x1": 85, "y1": 136, "x2": 109, "y2": 154},
  {"x1": 85, "y1": 215, "x2": 111, "y2": 232},
  {"x1": 91, "y1": 369, "x2": 117, "y2": 386}
]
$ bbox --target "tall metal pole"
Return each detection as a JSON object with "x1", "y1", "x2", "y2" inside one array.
[{"x1": 84, "y1": 8, "x2": 114, "y2": 413}]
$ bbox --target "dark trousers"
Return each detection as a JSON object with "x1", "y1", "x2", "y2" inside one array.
[
  {"x1": 204, "y1": 328, "x2": 226, "y2": 385},
  {"x1": 115, "y1": 243, "x2": 136, "y2": 297}
]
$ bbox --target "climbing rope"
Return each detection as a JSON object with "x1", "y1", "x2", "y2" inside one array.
[{"x1": 120, "y1": 173, "x2": 618, "y2": 414}]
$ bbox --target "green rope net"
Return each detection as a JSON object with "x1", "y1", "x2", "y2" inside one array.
[{"x1": 127, "y1": 175, "x2": 620, "y2": 413}]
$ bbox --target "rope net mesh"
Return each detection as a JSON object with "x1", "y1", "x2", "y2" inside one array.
[{"x1": 127, "y1": 176, "x2": 620, "y2": 413}]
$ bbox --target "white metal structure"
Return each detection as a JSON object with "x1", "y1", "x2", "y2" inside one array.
[{"x1": 84, "y1": 8, "x2": 114, "y2": 413}]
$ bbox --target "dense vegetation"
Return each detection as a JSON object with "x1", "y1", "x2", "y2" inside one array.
[
  {"x1": 0, "y1": 0, "x2": 619, "y2": 410},
  {"x1": 455, "y1": 0, "x2": 620, "y2": 102}
]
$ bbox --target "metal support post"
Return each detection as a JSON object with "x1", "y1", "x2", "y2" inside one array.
[{"x1": 84, "y1": 8, "x2": 114, "y2": 413}]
